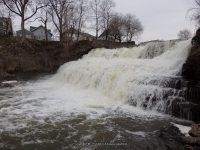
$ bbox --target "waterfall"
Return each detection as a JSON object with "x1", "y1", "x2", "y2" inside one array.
[{"x1": 52, "y1": 40, "x2": 191, "y2": 113}]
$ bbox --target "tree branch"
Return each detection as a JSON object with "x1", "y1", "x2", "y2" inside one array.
[
  {"x1": 1, "y1": 0, "x2": 21, "y2": 16},
  {"x1": 25, "y1": 4, "x2": 48, "y2": 21}
]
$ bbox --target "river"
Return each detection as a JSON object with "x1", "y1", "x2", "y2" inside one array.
[{"x1": 0, "y1": 40, "x2": 192, "y2": 150}]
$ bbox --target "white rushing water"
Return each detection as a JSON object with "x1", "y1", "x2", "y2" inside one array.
[
  {"x1": 52, "y1": 40, "x2": 191, "y2": 110},
  {"x1": 0, "y1": 40, "x2": 191, "y2": 131}
]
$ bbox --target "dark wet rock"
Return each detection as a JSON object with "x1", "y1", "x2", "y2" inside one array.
[
  {"x1": 181, "y1": 136, "x2": 200, "y2": 145},
  {"x1": 189, "y1": 124, "x2": 200, "y2": 137},
  {"x1": 171, "y1": 99, "x2": 200, "y2": 122},
  {"x1": 182, "y1": 28, "x2": 200, "y2": 81},
  {"x1": 152, "y1": 125, "x2": 184, "y2": 150},
  {"x1": 183, "y1": 145, "x2": 200, "y2": 150},
  {"x1": 175, "y1": 28, "x2": 200, "y2": 121},
  {"x1": 180, "y1": 124, "x2": 200, "y2": 149},
  {"x1": 175, "y1": 82, "x2": 200, "y2": 122}
]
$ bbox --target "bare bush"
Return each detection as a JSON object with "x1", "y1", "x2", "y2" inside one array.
[{"x1": 178, "y1": 29, "x2": 192, "y2": 40}]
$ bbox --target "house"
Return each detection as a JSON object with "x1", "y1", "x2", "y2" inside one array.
[
  {"x1": 0, "y1": 17, "x2": 13, "y2": 36},
  {"x1": 63, "y1": 28, "x2": 95, "y2": 42},
  {"x1": 16, "y1": 29, "x2": 33, "y2": 39},
  {"x1": 99, "y1": 29, "x2": 121, "y2": 42},
  {"x1": 30, "y1": 26, "x2": 52, "y2": 41},
  {"x1": 16, "y1": 25, "x2": 52, "y2": 41}
]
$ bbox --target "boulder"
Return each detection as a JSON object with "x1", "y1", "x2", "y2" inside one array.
[{"x1": 189, "y1": 124, "x2": 200, "y2": 137}]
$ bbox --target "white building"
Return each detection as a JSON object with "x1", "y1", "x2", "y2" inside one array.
[
  {"x1": 16, "y1": 25, "x2": 52, "y2": 41},
  {"x1": 30, "y1": 26, "x2": 52, "y2": 41}
]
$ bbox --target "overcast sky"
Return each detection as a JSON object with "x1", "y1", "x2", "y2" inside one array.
[
  {"x1": 13, "y1": 0, "x2": 197, "y2": 42},
  {"x1": 114, "y1": 0, "x2": 196, "y2": 42}
]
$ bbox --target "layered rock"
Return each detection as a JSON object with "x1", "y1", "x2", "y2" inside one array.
[
  {"x1": 182, "y1": 28, "x2": 200, "y2": 80},
  {"x1": 171, "y1": 29, "x2": 200, "y2": 122}
]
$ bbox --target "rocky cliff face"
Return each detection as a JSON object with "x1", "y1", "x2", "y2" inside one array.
[
  {"x1": 0, "y1": 38, "x2": 135, "y2": 81},
  {"x1": 182, "y1": 29, "x2": 200, "y2": 80},
  {"x1": 173, "y1": 29, "x2": 200, "y2": 122}
]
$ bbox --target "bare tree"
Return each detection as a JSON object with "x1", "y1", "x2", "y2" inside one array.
[
  {"x1": 0, "y1": 2, "x2": 13, "y2": 36},
  {"x1": 75, "y1": 0, "x2": 89, "y2": 41},
  {"x1": 123, "y1": 14, "x2": 143, "y2": 42},
  {"x1": 90, "y1": 0, "x2": 102, "y2": 39},
  {"x1": 0, "y1": 1, "x2": 4, "y2": 17},
  {"x1": 99, "y1": 0, "x2": 115, "y2": 40},
  {"x1": 190, "y1": 0, "x2": 200, "y2": 26},
  {"x1": 108, "y1": 13, "x2": 124, "y2": 42},
  {"x1": 178, "y1": 29, "x2": 192, "y2": 40},
  {"x1": 63, "y1": 5, "x2": 78, "y2": 42},
  {"x1": 34, "y1": 5, "x2": 51, "y2": 41},
  {"x1": 48, "y1": 0, "x2": 73, "y2": 42},
  {"x1": 1, "y1": 0, "x2": 48, "y2": 41},
  {"x1": 0, "y1": 1, "x2": 12, "y2": 18}
]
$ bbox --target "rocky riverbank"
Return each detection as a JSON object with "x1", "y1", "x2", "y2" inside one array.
[
  {"x1": 0, "y1": 37, "x2": 135, "y2": 81},
  {"x1": 181, "y1": 123, "x2": 200, "y2": 149}
]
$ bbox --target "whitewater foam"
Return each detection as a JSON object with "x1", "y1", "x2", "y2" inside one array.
[
  {"x1": 0, "y1": 40, "x2": 191, "y2": 131},
  {"x1": 52, "y1": 40, "x2": 191, "y2": 110}
]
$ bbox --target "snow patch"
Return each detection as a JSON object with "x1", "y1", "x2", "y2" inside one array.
[{"x1": 171, "y1": 122, "x2": 191, "y2": 136}]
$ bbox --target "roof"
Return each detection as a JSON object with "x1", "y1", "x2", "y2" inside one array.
[
  {"x1": 16, "y1": 29, "x2": 33, "y2": 35},
  {"x1": 99, "y1": 29, "x2": 119, "y2": 38},
  {"x1": 99, "y1": 30, "x2": 110, "y2": 38},
  {"x1": 30, "y1": 25, "x2": 52, "y2": 36},
  {"x1": 30, "y1": 26, "x2": 37, "y2": 31}
]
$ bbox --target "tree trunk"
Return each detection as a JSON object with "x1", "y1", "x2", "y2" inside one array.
[
  {"x1": 105, "y1": 30, "x2": 108, "y2": 41},
  {"x1": 60, "y1": 31, "x2": 63, "y2": 43},
  {"x1": 129, "y1": 34, "x2": 133, "y2": 42},
  {"x1": 96, "y1": 20, "x2": 98, "y2": 39},
  {"x1": 105, "y1": 19, "x2": 109, "y2": 41},
  {"x1": 95, "y1": 7, "x2": 98, "y2": 39},
  {"x1": 77, "y1": 29, "x2": 80, "y2": 41},
  {"x1": 45, "y1": 21, "x2": 48, "y2": 41},
  {"x1": 5, "y1": 19, "x2": 9, "y2": 35},
  {"x1": 77, "y1": 18, "x2": 82, "y2": 41},
  {"x1": 71, "y1": 27, "x2": 74, "y2": 41},
  {"x1": 21, "y1": 17, "x2": 26, "y2": 42},
  {"x1": 59, "y1": 19, "x2": 63, "y2": 43}
]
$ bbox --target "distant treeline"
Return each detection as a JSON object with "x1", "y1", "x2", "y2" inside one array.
[{"x1": 0, "y1": 0, "x2": 143, "y2": 43}]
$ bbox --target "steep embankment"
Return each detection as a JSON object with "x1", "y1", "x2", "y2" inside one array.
[{"x1": 0, "y1": 37, "x2": 135, "y2": 80}]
